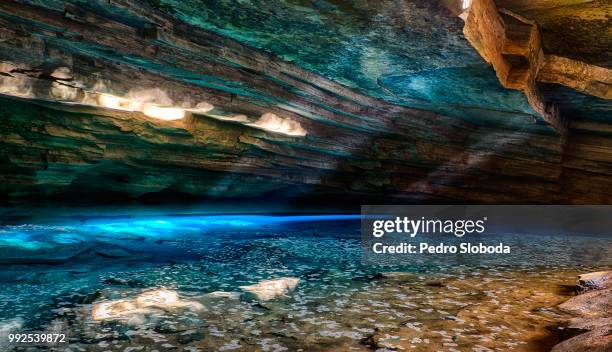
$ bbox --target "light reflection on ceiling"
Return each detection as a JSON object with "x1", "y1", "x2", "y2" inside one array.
[
  {"x1": 247, "y1": 112, "x2": 307, "y2": 137},
  {"x1": 0, "y1": 62, "x2": 307, "y2": 136},
  {"x1": 141, "y1": 105, "x2": 185, "y2": 121}
]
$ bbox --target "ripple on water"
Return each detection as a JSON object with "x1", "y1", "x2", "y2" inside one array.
[{"x1": 0, "y1": 217, "x2": 610, "y2": 351}]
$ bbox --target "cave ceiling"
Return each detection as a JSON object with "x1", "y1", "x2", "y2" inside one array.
[{"x1": 0, "y1": 0, "x2": 610, "y2": 203}]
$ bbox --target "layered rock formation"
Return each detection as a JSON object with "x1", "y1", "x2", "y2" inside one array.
[
  {"x1": 554, "y1": 271, "x2": 612, "y2": 352},
  {"x1": 0, "y1": 0, "x2": 610, "y2": 203}
]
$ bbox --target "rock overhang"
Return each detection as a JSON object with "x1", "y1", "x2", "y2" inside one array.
[{"x1": 0, "y1": 0, "x2": 610, "y2": 204}]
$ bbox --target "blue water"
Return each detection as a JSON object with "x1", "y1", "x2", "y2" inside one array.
[
  {"x1": 0, "y1": 214, "x2": 367, "y2": 322},
  {"x1": 0, "y1": 210, "x2": 610, "y2": 351}
]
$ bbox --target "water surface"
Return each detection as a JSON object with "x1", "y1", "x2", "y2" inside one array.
[{"x1": 0, "y1": 210, "x2": 610, "y2": 351}]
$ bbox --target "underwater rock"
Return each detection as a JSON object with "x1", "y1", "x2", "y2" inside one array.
[
  {"x1": 364, "y1": 272, "x2": 416, "y2": 285},
  {"x1": 0, "y1": 271, "x2": 37, "y2": 283},
  {"x1": 0, "y1": 318, "x2": 23, "y2": 335},
  {"x1": 425, "y1": 281, "x2": 445, "y2": 287},
  {"x1": 576, "y1": 271, "x2": 612, "y2": 292},
  {"x1": 360, "y1": 330, "x2": 404, "y2": 351},
  {"x1": 352, "y1": 272, "x2": 386, "y2": 282},
  {"x1": 205, "y1": 291, "x2": 241, "y2": 300},
  {"x1": 239, "y1": 277, "x2": 300, "y2": 301},
  {"x1": 0, "y1": 318, "x2": 24, "y2": 350},
  {"x1": 0, "y1": 243, "x2": 95, "y2": 265},
  {"x1": 177, "y1": 330, "x2": 204, "y2": 345},
  {"x1": 551, "y1": 326, "x2": 612, "y2": 352},
  {"x1": 95, "y1": 248, "x2": 133, "y2": 258},
  {"x1": 67, "y1": 290, "x2": 103, "y2": 305},
  {"x1": 102, "y1": 276, "x2": 147, "y2": 288},
  {"x1": 92, "y1": 289, "x2": 204, "y2": 325}
]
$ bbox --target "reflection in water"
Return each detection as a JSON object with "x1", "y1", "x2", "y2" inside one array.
[{"x1": 0, "y1": 213, "x2": 609, "y2": 351}]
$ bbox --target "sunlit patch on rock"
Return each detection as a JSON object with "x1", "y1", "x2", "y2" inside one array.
[
  {"x1": 135, "y1": 288, "x2": 180, "y2": 307},
  {"x1": 0, "y1": 63, "x2": 33, "y2": 98},
  {"x1": 240, "y1": 277, "x2": 300, "y2": 301},
  {"x1": 0, "y1": 67, "x2": 195, "y2": 121},
  {"x1": 205, "y1": 291, "x2": 241, "y2": 299},
  {"x1": 142, "y1": 105, "x2": 185, "y2": 121},
  {"x1": 95, "y1": 91, "x2": 187, "y2": 120},
  {"x1": 96, "y1": 93, "x2": 132, "y2": 110},
  {"x1": 247, "y1": 112, "x2": 306, "y2": 136},
  {"x1": 213, "y1": 113, "x2": 249, "y2": 122},
  {"x1": 91, "y1": 289, "x2": 204, "y2": 325}
]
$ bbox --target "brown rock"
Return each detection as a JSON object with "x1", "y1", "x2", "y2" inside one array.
[
  {"x1": 568, "y1": 317, "x2": 612, "y2": 331},
  {"x1": 551, "y1": 326, "x2": 612, "y2": 352},
  {"x1": 559, "y1": 288, "x2": 612, "y2": 318},
  {"x1": 553, "y1": 272, "x2": 612, "y2": 352},
  {"x1": 577, "y1": 271, "x2": 612, "y2": 293}
]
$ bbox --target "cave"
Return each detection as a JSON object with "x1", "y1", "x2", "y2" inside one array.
[{"x1": 0, "y1": 1, "x2": 610, "y2": 351}]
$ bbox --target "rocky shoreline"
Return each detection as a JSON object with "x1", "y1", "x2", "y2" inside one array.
[{"x1": 552, "y1": 271, "x2": 612, "y2": 352}]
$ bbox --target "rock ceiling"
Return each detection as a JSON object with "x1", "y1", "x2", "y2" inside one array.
[
  {"x1": 498, "y1": 0, "x2": 611, "y2": 68},
  {"x1": 0, "y1": 0, "x2": 610, "y2": 203}
]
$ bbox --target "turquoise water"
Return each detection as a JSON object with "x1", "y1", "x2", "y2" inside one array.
[
  {"x1": 0, "y1": 210, "x2": 610, "y2": 351},
  {"x1": 0, "y1": 214, "x2": 364, "y2": 318}
]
